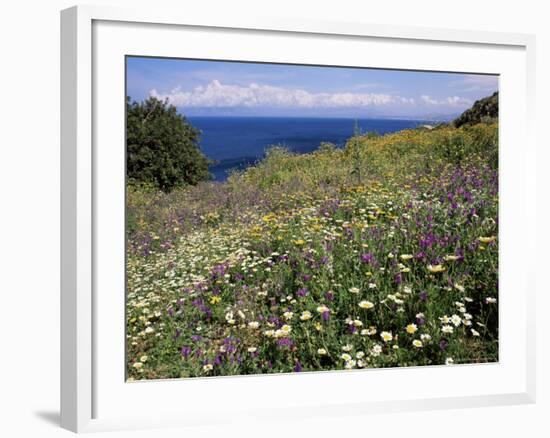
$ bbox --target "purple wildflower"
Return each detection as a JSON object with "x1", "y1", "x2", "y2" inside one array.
[
  {"x1": 394, "y1": 272, "x2": 402, "y2": 285},
  {"x1": 415, "y1": 251, "x2": 426, "y2": 260},
  {"x1": 181, "y1": 346, "x2": 191, "y2": 358},
  {"x1": 276, "y1": 338, "x2": 294, "y2": 347},
  {"x1": 360, "y1": 253, "x2": 374, "y2": 264}
]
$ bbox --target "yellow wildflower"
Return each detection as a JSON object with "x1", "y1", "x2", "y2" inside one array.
[
  {"x1": 209, "y1": 296, "x2": 221, "y2": 305},
  {"x1": 478, "y1": 236, "x2": 496, "y2": 244}
]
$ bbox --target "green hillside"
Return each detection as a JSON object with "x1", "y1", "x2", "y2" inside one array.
[{"x1": 453, "y1": 91, "x2": 498, "y2": 128}]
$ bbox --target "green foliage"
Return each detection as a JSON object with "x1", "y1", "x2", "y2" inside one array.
[
  {"x1": 345, "y1": 121, "x2": 365, "y2": 184},
  {"x1": 126, "y1": 96, "x2": 210, "y2": 191},
  {"x1": 238, "y1": 123, "x2": 498, "y2": 195},
  {"x1": 453, "y1": 92, "x2": 499, "y2": 128}
]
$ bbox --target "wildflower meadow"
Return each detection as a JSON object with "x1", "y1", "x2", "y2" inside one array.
[{"x1": 126, "y1": 122, "x2": 499, "y2": 380}]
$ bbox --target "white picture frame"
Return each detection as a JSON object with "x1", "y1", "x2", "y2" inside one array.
[{"x1": 60, "y1": 4, "x2": 537, "y2": 433}]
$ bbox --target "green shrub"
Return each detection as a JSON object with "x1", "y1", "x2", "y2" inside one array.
[{"x1": 126, "y1": 96, "x2": 210, "y2": 191}]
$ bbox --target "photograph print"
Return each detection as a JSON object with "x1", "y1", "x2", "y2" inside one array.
[{"x1": 125, "y1": 57, "x2": 499, "y2": 380}]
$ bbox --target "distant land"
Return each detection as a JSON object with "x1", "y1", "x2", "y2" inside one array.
[{"x1": 179, "y1": 107, "x2": 460, "y2": 122}]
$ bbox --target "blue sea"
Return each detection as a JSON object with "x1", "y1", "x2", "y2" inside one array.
[{"x1": 188, "y1": 117, "x2": 431, "y2": 181}]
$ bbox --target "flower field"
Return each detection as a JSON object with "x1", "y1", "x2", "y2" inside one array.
[{"x1": 126, "y1": 123, "x2": 499, "y2": 380}]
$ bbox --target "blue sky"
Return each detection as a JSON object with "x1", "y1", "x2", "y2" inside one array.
[{"x1": 126, "y1": 57, "x2": 498, "y2": 119}]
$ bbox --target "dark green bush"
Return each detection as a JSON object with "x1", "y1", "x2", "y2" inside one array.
[{"x1": 127, "y1": 96, "x2": 210, "y2": 191}]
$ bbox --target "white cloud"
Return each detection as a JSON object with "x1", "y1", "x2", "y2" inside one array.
[
  {"x1": 421, "y1": 95, "x2": 438, "y2": 105},
  {"x1": 150, "y1": 80, "x2": 415, "y2": 109},
  {"x1": 444, "y1": 96, "x2": 471, "y2": 106},
  {"x1": 421, "y1": 94, "x2": 472, "y2": 107}
]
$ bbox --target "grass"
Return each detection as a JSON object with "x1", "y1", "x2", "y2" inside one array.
[{"x1": 126, "y1": 122, "x2": 498, "y2": 379}]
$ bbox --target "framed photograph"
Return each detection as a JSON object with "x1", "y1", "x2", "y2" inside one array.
[{"x1": 61, "y1": 5, "x2": 536, "y2": 432}]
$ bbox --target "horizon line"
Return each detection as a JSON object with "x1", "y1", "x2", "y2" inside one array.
[{"x1": 181, "y1": 114, "x2": 454, "y2": 121}]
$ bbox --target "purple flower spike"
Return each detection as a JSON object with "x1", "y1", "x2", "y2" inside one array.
[
  {"x1": 181, "y1": 345, "x2": 191, "y2": 358},
  {"x1": 419, "y1": 291, "x2": 428, "y2": 301},
  {"x1": 439, "y1": 339, "x2": 449, "y2": 351},
  {"x1": 294, "y1": 361, "x2": 302, "y2": 372}
]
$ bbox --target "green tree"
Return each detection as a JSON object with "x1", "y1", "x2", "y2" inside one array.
[{"x1": 127, "y1": 96, "x2": 210, "y2": 191}]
